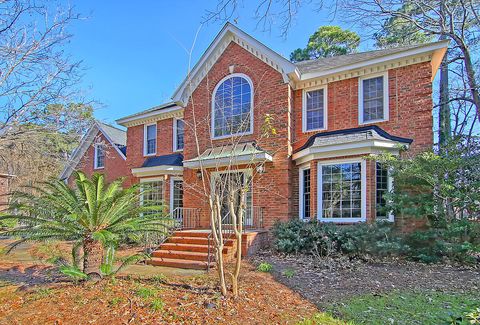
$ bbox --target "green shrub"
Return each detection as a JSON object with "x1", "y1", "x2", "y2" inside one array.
[
  {"x1": 273, "y1": 220, "x2": 405, "y2": 258},
  {"x1": 257, "y1": 262, "x2": 273, "y2": 272},
  {"x1": 273, "y1": 219, "x2": 479, "y2": 264}
]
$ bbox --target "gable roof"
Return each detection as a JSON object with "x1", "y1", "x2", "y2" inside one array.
[
  {"x1": 116, "y1": 102, "x2": 181, "y2": 126},
  {"x1": 172, "y1": 23, "x2": 297, "y2": 105},
  {"x1": 59, "y1": 121, "x2": 127, "y2": 180}
]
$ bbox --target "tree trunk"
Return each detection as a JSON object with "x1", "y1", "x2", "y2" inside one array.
[
  {"x1": 438, "y1": 40, "x2": 451, "y2": 150},
  {"x1": 210, "y1": 195, "x2": 227, "y2": 296},
  {"x1": 83, "y1": 237, "x2": 103, "y2": 278}
]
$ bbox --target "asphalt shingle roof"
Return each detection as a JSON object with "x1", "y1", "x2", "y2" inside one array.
[
  {"x1": 141, "y1": 153, "x2": 184, "y2": 168},
  {"x1": 98, "y1": 122, "x2": 127, "y2": 146},
  {"x1": 295, "y1": 41, "x2": 445, "y2": 74}
]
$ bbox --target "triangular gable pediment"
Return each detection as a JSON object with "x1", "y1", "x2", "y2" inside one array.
[{"x1": 172, "y1": 23, "x2": 297, "y2": 105}]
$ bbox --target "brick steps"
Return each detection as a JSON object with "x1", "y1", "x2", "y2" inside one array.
[{"x1": 148, "y1": 230, "x2": 235, "y2": 270}]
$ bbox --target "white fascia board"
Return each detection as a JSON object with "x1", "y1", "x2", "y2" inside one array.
[
  {"x1": 131, "y1": 165, "x2": 183, "y2": 177},
  {"x1": 300, "y1": 40, "x2": 450, "y2": 81},
  {"x1": 293, "y1": 140, "x2": 402, "y2": 165},
  {"x1": 116, "y1": 105, "x2": 183, "y2": 126},
  {"x1": 171, "y1": 23, "x2": 296, "y2": 105},
  {"x1": 183, "y1": 152, "x2": 272, "y2": 169}
]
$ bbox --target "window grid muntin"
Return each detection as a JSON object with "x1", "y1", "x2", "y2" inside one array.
[
  {"x1": 321, "y1": 163, "x2": 362, "y2": 219},
  {"x1": 172, "y1": 180, "x2": 183, "y2": 210},
  {"x1": 213, "y1": 76, "x2": 252, "y2": 137},
  {"x1": 376, "y1": 162, "x2": 389, "y2": 219},
  {"x1": 175, "y1": 119, "x2": 184, "y2": 150},
  {"x1": 362, "y1": 76, "x2": 384, "y2": 122},
  {"x1": 302, "y1": 168, "x2": 311, "y2": 220},
  {"x1": 95, "y1": 144, "x2": 105, "y2": 169},
  {"x1": 305, "y1": 89, "x2": 325, "y2": 131},
  {"x1": 142, "y1": 180, "x2": 164, "y2": 216},
  {"x1": 146, "y1": 124, "x2": 156, "y2": 155}
]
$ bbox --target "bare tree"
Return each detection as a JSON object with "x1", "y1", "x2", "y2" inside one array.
[{"x1": 0, "y1": 0, "x2": 87, "y2": 145}]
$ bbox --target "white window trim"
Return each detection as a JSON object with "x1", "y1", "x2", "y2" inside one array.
[
  {"x1": 173, "y1": 118, "x2": 184, "y2": 152},
  {"x1": 299, "y1": 165, "x2": 311, "y2": 221},
  {"x1": 169, "y1": 176, "x2": 183, "y2": 212},
  {"x1": 144, "y1": 123, "x2": 157, "y2": 156},
  {"x1": 376, "y1": 165, "x2": 395, "y2": 222},
  {"x1": 302, "y1": 85, "x2": 328, "y2": 133},
  {"x1": 358, "y1": 71, "x2": 389, "y2": 125},
  {"x1": 93, "y1": 143, "x2": 104, "y2": 170},
  {"x1": 317, "y1": 158, "x2": 367, "y2": 223},
  {"x1": 211, "y1": 73, "x2": 254, "y2": 140}
]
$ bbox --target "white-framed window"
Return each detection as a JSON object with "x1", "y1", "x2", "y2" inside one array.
[
  {"x1": 93, "y1": 143, "x2": 105, "y2": 169},
  {"x1": 169, "y1": 177, "x2": 183, "y2": 212},
  {"x1": 211, "y1": 73, "x2": 253, "y2": 139},
  {"x1": 358, "y1": 72, "x2": 389, "y2": 124},
  {"x1": 299, "y1": 166, "x2": 311, "y2": 220},
  {"x1": 376, "y1": 162, "x2": 394, "y2": 222},
  {"x1": 318, "y1": 159, "x2": 366, "y2": 223},
  {"x1": 173, "y1": 118, "x2": 184, "y2": 152},
  {"x1": 302, "y1": 86, "x2": 327, "y2": 132},
  {"x1": 140, "y1": 178, "x2": 164, "y2": 216},
  {"x1": 144, "y1": 123, "x2": 157, "y2": 156}
]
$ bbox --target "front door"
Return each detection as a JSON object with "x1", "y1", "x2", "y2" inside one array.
[
  {"x1": 213, "y1": 171, "x2": 252, "y2": 226},
  {"x1": 170, "y1": 178, "x2": 183, "y2": 225}
]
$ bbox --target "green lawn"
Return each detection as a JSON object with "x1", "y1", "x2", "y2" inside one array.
[{"x1": 328, "y1": 291, "x2": 480, "y2": 325}]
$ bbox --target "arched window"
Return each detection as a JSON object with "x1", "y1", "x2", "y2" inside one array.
[{"x1": 212, "y1": 74, "x2": 253, "y2": 138}]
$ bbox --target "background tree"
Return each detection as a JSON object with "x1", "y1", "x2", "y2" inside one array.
[
  {"x1": 290, "y1": 25, "x2": 360, "y2": 62},
  {"x1": 0, "y1": 0, "x2": 92, "y2": 186}
]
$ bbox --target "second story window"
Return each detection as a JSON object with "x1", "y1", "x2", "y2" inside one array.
[
  {"x1": 359, "y1": 73, "x2": 389, "y2": 124},
  {"x1": 303, "y1": 86, "x2": 327, "y2": 132},
  {"x1": 144, "y1": 123, "x2": 156, "y2": 156},
  {"x1": 174, "y1": 118, "x2": 184, "y2": 151},
  {"x1": 212, "y1": 74, "x2": 253, "y2": 139},
  {"x1": 94, "y1": 143, "x2": 105, "y2": 169}
]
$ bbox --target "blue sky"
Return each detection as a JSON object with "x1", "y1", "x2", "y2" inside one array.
[{"x1": 67, "y1": 1, "x2": 369, "y2": 124}]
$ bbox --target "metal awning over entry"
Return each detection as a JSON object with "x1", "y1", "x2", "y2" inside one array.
[{"x1": 183, "y1": 142, "x2": 272, "y2": 169}]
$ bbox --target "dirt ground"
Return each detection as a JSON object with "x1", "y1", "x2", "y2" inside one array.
[
  {"x1": 0, "y1": 240, "x2": 320, "y2": 324},
  {"x1": 251, "y1": 251, "x2": 480, "y2": 309}
]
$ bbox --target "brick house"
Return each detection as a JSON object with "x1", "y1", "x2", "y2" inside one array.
[
  {"x1": 60, "y1": 121, "x2": 128, "y2": 185},
  {"x1": 67, "y1": 24, "x2": 447, "y2": 268}
]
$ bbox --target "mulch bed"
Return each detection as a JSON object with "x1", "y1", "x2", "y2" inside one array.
[
  {"x1": 0, "y1": 262, "x2": 319, "y2": 325},
  {"x1": 250, "y1": 251, "x2": 480, "y2": 309}
]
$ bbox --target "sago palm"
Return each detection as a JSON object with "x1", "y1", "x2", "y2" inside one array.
[{"x1": 0, "y1": 172, "x2": 171, "y2": 277}]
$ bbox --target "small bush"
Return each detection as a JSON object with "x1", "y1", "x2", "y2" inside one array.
[
  {"x1": 150, "y1": 298, "x2": 165, "y2": 312},
  {"x1": 282, "y1": 269, "x2": 295, "y2": 278},
  {"x1": 257, "y1": 262, "x2": 273, "y2": 272},
  {"x1": 135, "y1": 286, "x2": 156, "y2": 299}
]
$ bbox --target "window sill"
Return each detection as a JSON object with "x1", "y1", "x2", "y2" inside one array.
[
  {"x1": 318, "y1": 218, "x2": 366, "y2": 223},
  {"x1": 211, "y1": 130, "x2": 253, "y2": 140},
  {"x1": 303, "y1": 127, "x2": 327, "y2": 133},
  {"x1": 94, "y1": 167, "x2": 105, "y2": 170},
  {"x1": 359, "y1": 118, "x2": 389, "y2": 125},
  {"x1": 144, "y1": 153, "x2": 156, "y2": 157}
]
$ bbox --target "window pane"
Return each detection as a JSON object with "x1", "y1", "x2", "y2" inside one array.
[
  {"x1": 142, "y1": 181, "x2": 164, "y2": 216},
  {"x1": 146, "y1": 124, "x2": 156, "y2": 154},
  {"x1": 321, "y1": 163, "x2": 362, "y2": 220},
  {"x1": 172, "y1": 180, "x2": 183, "y2": 211},
  {"x1": 95, "y1": 145, "x2": 105, "y2": 168},
  {"x1": 362, "y1": 76, "x2": 384, "y2": 122},
  {"x1": 305, "y1": 89, "x2": 325, "y2": 131},
  {"x1": 176, "y1": 119, "x2": 184, "y2": 150},
  {"x1": 376, "y1": 162, "x2": 390, "y2": 220},
  {"x1": 301, "y1": 169, "x2": 311, "y2": 220},
  {"x1": 213, "y1": 76, "x2": 252, "y2": 137}
]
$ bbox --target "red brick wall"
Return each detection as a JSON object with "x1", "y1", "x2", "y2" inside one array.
[
  {"x1": 292, "y1": 62, "x2": 434, "y2": 154},
  {"x1": 67, "y1": 131, "x2": 129, "y2": 186},
  {"x1": 125, "y1": 118, "x2": 176, "y2": 186},
  {"x1": 182, "y1": 42, "x2": 293, "y2": 229}
]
